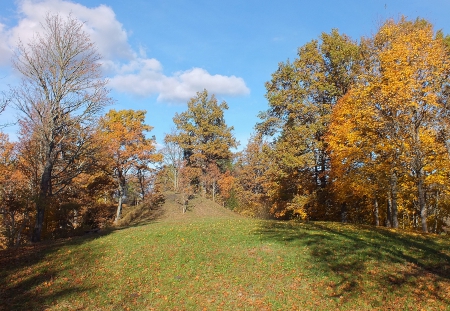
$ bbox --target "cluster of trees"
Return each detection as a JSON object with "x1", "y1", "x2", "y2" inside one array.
[
  {"x1": 234, "y1": 17, "x2": 450, "y2": 233},
  {"x1": 159, "y1": 17, "x2": 450, "y2": 234},
  {"x1": 0, "y1": 15, "x2": 161, "y2": 247},
  {"x1": 2, "y1": 15, "x2": 449, "y2": 248}
]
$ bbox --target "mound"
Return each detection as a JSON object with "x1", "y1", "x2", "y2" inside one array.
[
  {"x1": 160, "y1": 191, "x2": 240, "y2": 222},
  {"x1": 118, "y1": 191, "x2": 240, "y2": 226}
]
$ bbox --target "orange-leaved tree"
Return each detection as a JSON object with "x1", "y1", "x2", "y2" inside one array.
[
  {"x1": 0, "y1": 133, "x2": 34, "y2": 247},
  {"x1": 233, "y1": 134, "x2": 272, "y2": 217},
  {"x1": 97, "y1": 109, "x2": 161, "y2": 222}
]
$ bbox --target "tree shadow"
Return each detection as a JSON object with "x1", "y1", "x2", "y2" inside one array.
[
  {"x1": 0, "y1": 233, "x2": 109, "y2": 311},
  {"x1": 254, "y1": 221, "x2": 450, "y2": 306}
]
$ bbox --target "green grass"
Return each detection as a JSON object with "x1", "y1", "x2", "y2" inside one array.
[{"x1": 1, "y1": 215, "x2": 450, "y2": 310}]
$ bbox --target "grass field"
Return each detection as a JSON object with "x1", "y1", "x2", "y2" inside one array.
[{"x1": 1, "y1": 195, "x2": 450, "y2": 310}]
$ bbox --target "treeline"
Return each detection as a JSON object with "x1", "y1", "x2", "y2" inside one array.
[
  {"x1": 1, "y1": 15, "x2": 450, "y2": 248},
  {"x1": 159, "y1": 17, "x2": 450, "y2": 234}
]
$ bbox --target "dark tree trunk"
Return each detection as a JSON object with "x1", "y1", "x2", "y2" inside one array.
[
  {"x1": 386, "y1": 191, "x2": 392, "y2": 228},
  {"x1": 31, "y1": 160, "x2": 53, "y2": 242},
  {"x1": 434, "y1": 191, "x2": 439, "y2": 233},
  {"x1": 390, "y1": 171, "x2": 399, "y2": 228},
  {"x1": 417, "y1": 168, "x2": 427, "y2": 232},
  {"x1": 115, "y1": 175, "x2": 126, "y2": 222},
  {"x1": 374, "y1": 198, "x2": 379, "y2": 226},
  {"x1": 341, "y1": 202, "x2": 347, "y2": 223}
]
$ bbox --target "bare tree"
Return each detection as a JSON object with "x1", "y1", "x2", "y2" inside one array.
[
  {"x1": 162, "y1": 131, "x2": 184, "y2": 191},
  {"x1": 0, "y1": 90, "x2": 11, "y2": 129},
  {"x1": 11, "y1": 13, "x2": 111, "y2": 242}
]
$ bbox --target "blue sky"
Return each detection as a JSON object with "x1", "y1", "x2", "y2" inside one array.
[{"x1": 1, "y1": 0, "x2": 450, "y2": 149}]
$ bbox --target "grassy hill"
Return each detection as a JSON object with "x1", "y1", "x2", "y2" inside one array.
[{"x1": 1, "y1": 193, "x2": 449, "y2": 310}]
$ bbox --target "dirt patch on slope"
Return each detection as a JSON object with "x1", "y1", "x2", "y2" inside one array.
[
  {"x1": 119, "y1": 191, "x2": 241, "y2": 226},
  {"x1": 160, "y1": 192, "x2": 241, "y2": 222}
]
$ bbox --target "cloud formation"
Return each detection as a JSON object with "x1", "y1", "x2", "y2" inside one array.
[
  {"x1": 109, "y1": 59, "x2": 250, "y2": 103},
  {"x1": 0, "y1": 23, "x2": 11, "y2": 65},
  {"x1": 7, "y1": 0, "x2": 133, "y2": 61},
  {"x1": 0, "y1": 0, "x2": 250, "y2": 103}
]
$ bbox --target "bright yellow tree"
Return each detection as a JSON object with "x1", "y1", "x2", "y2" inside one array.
[{"x1": 327, "y1": 18, "x2": 450, "y2": 232}]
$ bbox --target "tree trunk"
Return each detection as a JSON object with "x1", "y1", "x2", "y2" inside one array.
[
  {"x1": 174, "y1": 169, "x2": 178, "y2": 191},
  {"x1": 374, "y1": 198, "x2": 379, "y2": 226},
  {"x1": 14, "y1": 212, "x2": 29, "y2": 247},
  {"x1": 341, "y1": 202, "x2": 347, "y2": 223},
  {"x1": 386, "y1": 191, "x2": 392, "y2": 228},
  {"x1": 319, "y1": 151, "x2": 327, "y2": 189},
  {"x1": 115, "y1": 176, "x2": 126, "y2": 223},
  {"x1": 390, "y1": 171, "x2": 399, "y2": 228},
  {"x1": 434, "y1": 191, "x2": 439, "y2": 233},
  {"x1": 32, "y1": 160, "x2": 53, "y2": 242},
  {"x1": 201, "y1": 180, "x2": 206, "y2": 198},
  {"x1": 138, "y1": 170, "x2": 146, "y2": 202},
  {"x1": 417, "y1": 168, "x2": 427, "y2": 232}
]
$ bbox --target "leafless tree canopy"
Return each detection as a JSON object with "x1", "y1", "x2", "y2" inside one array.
[{"x1": 12, "y1": 13, "x2": 110, "y2": 132}]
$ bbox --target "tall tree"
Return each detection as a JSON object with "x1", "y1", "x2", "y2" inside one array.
[
  {"x1": 11, "y1": 14, "x2": 111, "y2": 242},
  {"x1": 97, "y1": 109, "x2": 161, "y2": 222},
  {"x1": 166, "y1": 89, "x2": 237, "y2": 195},
  {"x1": 374, "y1": 18, "x2": 450, "y2": 232},
  {"x1": 257, "y1": 29, "x2": 360, "y2": 219}
]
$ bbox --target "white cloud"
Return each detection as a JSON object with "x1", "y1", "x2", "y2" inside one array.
[
  {"x1": 0, "y1": 0, "x2": 250, "y2": 103},
  {"x1": 0, "y1": 23, "x2": 11, "y2": 65},
  {"x1": 0, "y1": 0, "x2": 133, "y2": 66},
  {"x1": 12, "y1": 0, "x2": 134, "y2": 61},
  {"x1": 110, "y1": 60, "x2": 250, "y2": 103}
]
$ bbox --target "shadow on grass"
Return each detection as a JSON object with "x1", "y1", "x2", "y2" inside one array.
[
  {"x1": 0, "y1": 233, "x2": 108, "y2": 311},
  {"x1": 254, "y1": 221, "x2": 450, "y2": 305},
  {"x1": 0, "y1": 197, "x2": 170, "y2": 311}
]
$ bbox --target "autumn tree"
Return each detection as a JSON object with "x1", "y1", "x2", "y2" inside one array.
[
  {"x1": 327, "y1": 18, "x2": 450, "y2": 232},
  {"x1": 257, "y1": 29, "x2": 360, "y2": 219},
  {"x1": 11, "y1": 14, "x2": 111, "y2": 242},
  {"x1": 217, "y1": 170, "x2": 236, "y2": 207},
  {"x1": 328, "y1": 91, "x2": 393, "y2": 225},
  {"x1": 177, "y1": 163, "x2": 196, "y2": 213},
  {"x1": 233, "y1": 134, "x2": 272, "y2": 217},
  {"x1": 376, "y1": 18, "x2": 450, "y2": 232},
  {"x1": 0, "y1": 133, "x2": 33, "y2": 247},
  {"x1": 166, "y1": 90, "x2": 238, "y2": 197},
  {"x1": 97, "y1": 109, "x2": 161, "y2": 222},
  {"x1": 203, "y1": 162, "x2": 221, "y2": 203}
]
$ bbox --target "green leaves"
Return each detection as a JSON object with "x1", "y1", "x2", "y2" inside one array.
[
  {"x1": 167, "y1": 89, "x2": 237, "y2": 167},
  {"x1": 255, "y1": 30, "x2": 361, "y2": 220}
]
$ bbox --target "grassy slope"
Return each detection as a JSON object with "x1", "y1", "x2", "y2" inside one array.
[{"x1": 1, "y1": 194, "x2": 450, "y2": 311}]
